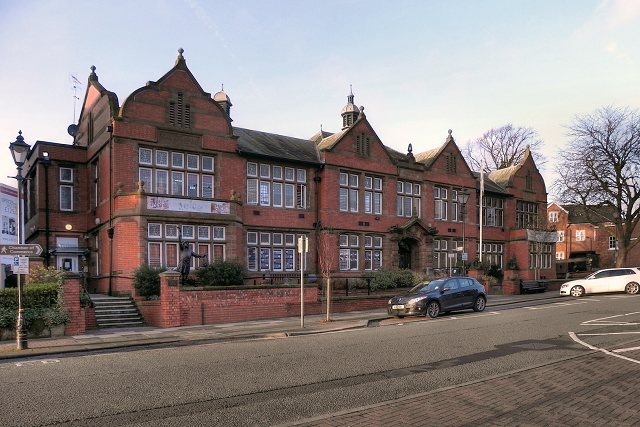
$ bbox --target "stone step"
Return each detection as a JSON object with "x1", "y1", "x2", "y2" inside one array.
[{"x1": 90, "y1": 295, "x2": 145, "y2": 329}]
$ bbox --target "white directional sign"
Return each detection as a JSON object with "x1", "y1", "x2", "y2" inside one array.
[{"x1": 0, "y1": 244, "x2": 43, "y2": 256}]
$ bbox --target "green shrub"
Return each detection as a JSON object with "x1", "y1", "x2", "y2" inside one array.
[
  {"x1": 196, "y1": 260, "x2": 247, "y2": 287},
  {"x1": 0, "y1": 284, "x2": 59, "y2": 310},
  {"x1": 133, "y1": 264, "x2": 167, "y2": 298},
  {"x1": 26, "y1": 266, "x2": 65, "y2": 286},
  {"x1": 485, "y1": 265, "x2": 504, "y2": 281},
  {"x1": 0, "y1": 271, "x2": 70, "y2": 330},
  {"x1": 366, "y1": 268, "x2": 422, "y2": 292}
]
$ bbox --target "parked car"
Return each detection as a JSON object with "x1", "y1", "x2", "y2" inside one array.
[
  {"x1": 559, "y1": 267, "x2": 640, "y2": 297},
  {"x1": 388, "y1": 277, "x2": 486, "y2": 319}
]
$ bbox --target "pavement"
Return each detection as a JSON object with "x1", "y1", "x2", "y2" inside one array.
[{"x1": 0, "y1": 291, "x2": 558, "y2": 359}]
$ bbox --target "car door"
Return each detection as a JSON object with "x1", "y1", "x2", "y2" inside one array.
[
  {"x1": 583, "y1": 270, "x2": 612, "y2": 293},
  {"x1": 456, "y1": 278, "x2": 476, "y2": 307},
  {"x1": 440, "y1": 278, "x2": 463, "y2": 311},
  {"x1": 608, "y1": 269, "x2": 637, "y2": 292}
]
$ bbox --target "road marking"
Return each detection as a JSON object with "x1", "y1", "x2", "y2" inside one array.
[
  {"x1": 581, "y1": 311, "x2": 640, "y2": 326},
  {"x1": 613, "y1": 346, "x2": 640, "y2": 353},
  {"x1": 569, "y1": 332, "x2": 640, "y2": 365},
  {"x1": 576, "y1": 332, "x2": 640, "y2": 336},
  {"x1": 526, "y1": 301, "x2": 590, "y2": 310}
]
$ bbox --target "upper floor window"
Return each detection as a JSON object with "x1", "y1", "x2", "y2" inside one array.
[
  {"x1": 482, "y1": 196, "x2": 504, "y2": 227},
  {"x1": 247, "y1": 162, "x2": 307, "y2": 209},
  {"x1": 516, "y1": 201, "x2": 539, "y2": 229},
  {"x1": 363, "y1": 176, "x2": 383, "y2": 215},
  {"x1": 138, "y1": 148, "x2": 214, "y2": 198},
  {"x1": 434, "y1": 186, "x2": 449, "y2": 220},
  {"x1": 549, "y1": 211, "x2": 559, "y2": 223},
  {"x1": 397, "y1": 181, "x2": 421, "y2": 218},
  {"x1": 575, "y1": 230, "x2": 585, "y2": 242},
  {"x1": 59, "y1": 167, "x2": 74, "y2": 211},
  {"x1": 339, "y1": 172, "x2": 359, "y2": 213},
  {"x1": 60, "y1": 167, "x2": 73, "y2": 182},
  {"x1": 609, "y1": 236, "x2": 618, "y2": 250},
  {"x1": 557, "y1": 231, "x2": 565, "y2": 242}
]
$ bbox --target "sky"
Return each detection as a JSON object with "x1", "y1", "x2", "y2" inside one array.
[{"x1": 1, "y1": 0, "x2": 639, "y2": 199}]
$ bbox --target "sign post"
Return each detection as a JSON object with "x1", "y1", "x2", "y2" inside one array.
[{"x1": 298, "y1": 236, "x2": 308, "y2": 328}]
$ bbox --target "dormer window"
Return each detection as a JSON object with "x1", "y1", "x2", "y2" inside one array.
[{"x1": 169, "y1": 93, "x2": 191, "y2": 129}]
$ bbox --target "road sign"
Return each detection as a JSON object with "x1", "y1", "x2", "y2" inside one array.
[
  {"x1": 13, "y1": 256, "x2": 29, "y2": 274},
  {"x1": 0, "y1": 244, "x2": 43, "y2": 256}
]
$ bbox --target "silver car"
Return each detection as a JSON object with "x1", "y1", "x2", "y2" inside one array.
[{"x1": 559, "y1": 267, "x2": 640, "y2": 297}]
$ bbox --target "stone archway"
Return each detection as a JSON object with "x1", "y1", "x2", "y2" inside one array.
[{"x1": 389, "y1": 218, "x2": 438, "y2": 274}]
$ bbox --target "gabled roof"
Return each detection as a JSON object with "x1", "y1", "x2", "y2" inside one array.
[
  {"x1": 309, "y1": 129, "x2": 334, "y2": 144},
  {"x1": 562, "y1": 204, "x2": 617, "y2": 224},
  {"x1": 316, "y1": 129, "x2": 347, "y2": 151},
  {"x1": 472, "y1": 172, "x2": 512, "y2": 196},
  {"x1": 414, "y1": 147, "x2": 440, "y2": 168},
  {"x1": 547, "y1": 202, "x2": 569, "y2": 213},
  {"x1": 486, "y1": 147, "x2": 536, "y2": 189},
  {"x1": 234, "y1": 127, "x2": 322, "y2": 165}
]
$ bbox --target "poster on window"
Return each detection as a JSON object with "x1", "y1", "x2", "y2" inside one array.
[
  {"x1": 285, "y1": 249, "x2": 294, "y2": 271},
  {"x1": 273, "y1": 249, "x2": 282, "y2": 271},
  {"x1": 260, "y1": 248, "x2": 270, "y2": 270}
]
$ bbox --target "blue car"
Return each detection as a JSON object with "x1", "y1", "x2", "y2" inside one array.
[{"x1": 388, "y1": 277, "x2": 487, "y2": 318}]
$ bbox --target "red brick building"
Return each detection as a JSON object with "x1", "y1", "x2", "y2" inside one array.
[
  {"x1": 16, "y1": 49, "x2": 554, "y2": 296},
  {"x1": 547, "y1": 203, "x2": 640, "y2": 275}
]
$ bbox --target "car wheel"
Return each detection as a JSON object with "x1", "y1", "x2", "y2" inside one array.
[
  {"x1": 426, "y1": 301, "x2": 440, "y2": 318},
  {"x1": 473, "y1": 295, "x2": 486, "y2": 312},
  {"x1": 570, "y1": 285, "x2": 585, "y2": 297},
  {"x1": 625, "y1": 282, "x2": 640, "y2": 295}
]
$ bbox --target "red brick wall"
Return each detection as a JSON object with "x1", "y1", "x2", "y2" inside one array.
[
  {"x1": 62, "y1": 274, "x2": 90, "y2": 335},
  {"x1": 153, "y1": 270, "x2": 391, "y2": 326}
]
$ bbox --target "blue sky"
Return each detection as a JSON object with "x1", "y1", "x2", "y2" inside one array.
[{"x1": 1, "y1": 1, "x2": 639, "y2": 197}]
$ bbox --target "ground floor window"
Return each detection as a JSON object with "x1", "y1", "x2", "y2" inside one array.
[
  {"x1": 339, "y1": 234, "x2": 383, "y2": 271},
  {"x1": 529, "y1": 242, "x2": 553, "y2": 269},
  {"x1": 478, "y1": 242, "x2": 504, "y2": 269},
  {"x1": 246, "y1": 231, "x2": 306, "y2": 272},
  {"x1": 147, "y1": 223, "x2": 226, "y2": 268}
]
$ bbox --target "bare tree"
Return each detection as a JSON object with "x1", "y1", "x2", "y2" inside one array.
[
  {"x1": 317, "y1": 228, "x2": 336, "y2": 322},
  {"x1": 553, "y1": 106, "x2": 640, "y2": 267},
  {"x1": 464, "y1": 124, "x2": 546, "y2": 172}
]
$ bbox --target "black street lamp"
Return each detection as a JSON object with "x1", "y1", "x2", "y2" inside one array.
[
  {"x1": 9, "y1": 130, "x2": 30, "y2": 350},
  {"x1": 458, "y1": 190, "x2": 470, "y2": 275}
]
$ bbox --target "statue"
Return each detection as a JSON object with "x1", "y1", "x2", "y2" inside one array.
[{"x1": 178, "y1": 230, "x2": 207, "y2": 284}]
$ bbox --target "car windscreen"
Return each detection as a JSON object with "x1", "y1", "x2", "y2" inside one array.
[{"x1": 411, "y1": 279, "x2": 447, "y2": 293}]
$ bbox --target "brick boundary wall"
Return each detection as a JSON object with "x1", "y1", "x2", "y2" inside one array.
[{"x1": 63, "y1": 273, "x2": 90, "y2": 335}]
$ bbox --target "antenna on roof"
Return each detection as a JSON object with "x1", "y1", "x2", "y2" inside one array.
[{"x1": 69, "y1": 73, "x2": 82, "y2": 124}]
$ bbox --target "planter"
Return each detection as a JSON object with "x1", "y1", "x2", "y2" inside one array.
[{"x1": 50, "y1": 324, "x2": 65, "y2": 337}]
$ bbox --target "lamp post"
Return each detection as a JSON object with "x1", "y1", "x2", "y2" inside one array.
[
  {"x1": 458, "y1": 191, "x2": 470, "y2": 275},
  {"x1": 9, "y1": 131, "x2": 30, "y2": 350}
]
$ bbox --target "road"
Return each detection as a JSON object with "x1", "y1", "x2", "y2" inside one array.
[{"x1": 1, "y1": 294, "x2": 640, "y2": 426}]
